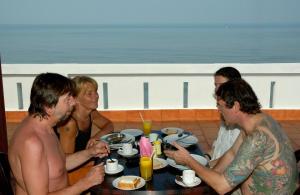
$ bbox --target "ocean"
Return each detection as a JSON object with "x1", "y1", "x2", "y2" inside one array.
[{"x1": 0, "y1": 24, "x2": 300, "y2": 64}]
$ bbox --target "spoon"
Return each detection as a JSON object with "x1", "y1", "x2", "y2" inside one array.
[
  {"x1": 175, "y1": 175, "x2": 187, "y2": 185},
  {"x1": 107, "y1": 154, "x2": 115, "y2": 163}
]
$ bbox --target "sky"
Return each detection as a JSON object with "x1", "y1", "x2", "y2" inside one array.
[{"x1": 1, "y1": 0, "x2": 300, "y2": 25}]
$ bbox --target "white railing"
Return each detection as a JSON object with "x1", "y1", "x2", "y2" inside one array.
[{"x1": 3, "y1": 63, "x2": 300, "y2": 111}]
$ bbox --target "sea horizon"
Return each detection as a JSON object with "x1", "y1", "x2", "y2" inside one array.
[{"x1": 1, "y1": 23, "x2": 300, "y2": 64}]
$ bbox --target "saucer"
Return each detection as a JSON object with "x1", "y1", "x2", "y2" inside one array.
[
  {"x1": 104, "y1": 164, "x2": 124, "y2": 175},
  {"x1": 175, "y1": 176, "x2": 201, "y2": 187},
  {"x1": 117, "y1": 148, "x2": 138, "y2": 157},
  {"x1": 121, "y1": 129, "x2": 143, "y2": 137}
]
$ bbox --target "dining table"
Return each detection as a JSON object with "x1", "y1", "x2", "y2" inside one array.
[{"x1": 89, "y1": 130, "x2": 218, "y2": 195}]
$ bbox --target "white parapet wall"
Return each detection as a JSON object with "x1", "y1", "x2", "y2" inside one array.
[{"x1": 2, "y1": 63, "x2": 300, "y2": 111}]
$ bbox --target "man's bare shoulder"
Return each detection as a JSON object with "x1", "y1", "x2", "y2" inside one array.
[{"x1": 10, "y1": 117, "x2": 45, "y2": 152}]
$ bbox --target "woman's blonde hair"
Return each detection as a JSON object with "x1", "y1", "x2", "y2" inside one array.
[{"x1": 72, "y1": 76, "x2": 98, "y2": 96}]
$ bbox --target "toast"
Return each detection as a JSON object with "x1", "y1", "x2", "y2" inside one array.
[{"x1": 118, "y1": 176, "x2": 141, "y2": 190}]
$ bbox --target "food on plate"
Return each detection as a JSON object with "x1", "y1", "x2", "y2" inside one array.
[
  {"x1": 165, "y1": 128, "x2": 177, "y2": 135},
  {"x1": 118, "y1": 177, "x2": 141, "y2": 190}
]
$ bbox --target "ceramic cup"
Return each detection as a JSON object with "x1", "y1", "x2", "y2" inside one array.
[
  {"x1": 106, "y1": 159, "x2": 118, "y2": 172},
  {"x1": 149, "y1": 133, "x2": 159, "y2": 142},
  {"x1": 122, "y1": 143, "x2": 133, "y2": 155},
  {"x1": 182, "y1": 169, "x2": 195, "y2": 185}
]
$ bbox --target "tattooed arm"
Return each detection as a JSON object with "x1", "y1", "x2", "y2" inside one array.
[
  {"x1": 212, "y1": 131, "x2": 245, "y2": 172},
  {"x1": 223, "y1": 129, "x2": 273, "y2": 194}
]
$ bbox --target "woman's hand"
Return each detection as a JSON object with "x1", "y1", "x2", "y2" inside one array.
[
  {"x1": 87, "y1": 141, "x2": 110, "y2": 158},
  {"x1": 86, "y1": 136, "x2": 98, "y2": 149}
]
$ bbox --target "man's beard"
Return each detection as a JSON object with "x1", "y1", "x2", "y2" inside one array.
[
  {"x1": 220, "y1": 114, "x2": 239, "y2": 130},
  {"x1": 58, "y1": 107, "x2": 74, "y2": 123}
]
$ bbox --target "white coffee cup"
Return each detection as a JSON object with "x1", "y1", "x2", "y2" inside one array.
[
  {"x1": 182, "y1": 169, "x2": 195, "y2": 185},
  {"x1": 149, "y1": 133, "x2": 158, "y2": 142},
  {"x1": 122, "y1": 143, "x2": 133, "y2": 155},
  {"x1": 106, "y1": 159, "x2": 118, "y2": 172}
]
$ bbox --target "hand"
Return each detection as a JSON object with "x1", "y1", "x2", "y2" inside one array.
[
  {"x1": 86, "y1": 136, "x2": 98, "y2": 149},
  {"x1": 88, "y1": 141, "x2": 110, "y2": 158},
  {"x1": 82, "y1": 163, "x2": 105, "y2": 188},
  {"x1": 164, "y1": 142, "x2": 192, "y2": 166}
]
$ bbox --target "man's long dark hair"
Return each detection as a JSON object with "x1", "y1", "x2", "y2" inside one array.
[
  {"x1": 216, "y1": 79, "x2": 261, "y2": 114},
  {"x1": 28, "y1": 73, "x2": 75, "y2": 119}
]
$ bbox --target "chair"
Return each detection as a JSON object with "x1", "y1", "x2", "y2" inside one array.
[
  {"x1": 0, "y1": 152, "x2": 14, "y2": 195},
  {"x1": 294, "y1": 149, "x2": 300, "y2": 195}
]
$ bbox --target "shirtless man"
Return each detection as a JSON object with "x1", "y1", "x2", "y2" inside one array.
[
  {"x1": 9, "y1": 73, "x2": 109, "y2": 195},
  {"x1": 165, "y1": 79, "x2": 298, "y2": 194}
]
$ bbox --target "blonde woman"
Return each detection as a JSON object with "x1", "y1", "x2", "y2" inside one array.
[{"x1": 56, "y1": 76, "x2": 113, "y2": 154}]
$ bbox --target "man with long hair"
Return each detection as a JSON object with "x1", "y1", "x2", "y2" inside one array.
[{"x1": 9, "y1": 73, "x2": 109, "y2": 195}]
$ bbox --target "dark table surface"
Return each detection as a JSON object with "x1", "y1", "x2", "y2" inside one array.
[{"x1": 89, "y1": 131, "x2": 218, "y2": 195}]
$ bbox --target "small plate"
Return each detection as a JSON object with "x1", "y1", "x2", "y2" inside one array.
[
  {"x1": 104, "y1": 164, "x2": 124, "y2": 175},
  {"x1": 101, "y1": 134, "x2": 135, "y2": 150},
  {"x1": 103, "y1": 133, "x2": 125, "y2": 144},
  {"x1": 163, "y1": 134, "x2": 198, "y2": 147},
  {"x1": 161, "y1": 127, "x2": 184, "y2": 135},
  {"x1": 117, "y1": 148, "x2": 139, "y2": 157},
  {"x1": 153, "y1": 158, "x2": 168, "y2": 170},
  {"x1": 121, "y1": 129, "x2": 143, "y2": 137},
  {"x1": 167, "y1": 154, "x2": 207, "y2": 170},
  {"x1": 112, "y1": 175, "x2": 146, "y2": 190},
  {"x1": 175, "y1": 176, "x2": 201, "y2": 187}
]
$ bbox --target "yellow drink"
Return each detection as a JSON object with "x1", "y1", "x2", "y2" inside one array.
[
  {"x1": 139, "y1": 156, "x2": 153, "y2": 181},
  {"x1": 143, "y1": 120, "x2": 152, "y2": 136}
]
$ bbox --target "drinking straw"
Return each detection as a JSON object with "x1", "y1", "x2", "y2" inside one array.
[
  {"x1": 139, "y1": 112, "x2": 144, "y2": 122},
  {"x1": 150, "y1": 149, "x2": 155, "y2": 159}
]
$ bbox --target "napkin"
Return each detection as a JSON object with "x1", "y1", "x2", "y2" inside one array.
[{"x1": 139, "y1": 136, "x2": 153, "y2": 157}]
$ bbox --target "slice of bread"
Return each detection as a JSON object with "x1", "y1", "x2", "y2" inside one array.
[{"x1": 118, "y1": 176, "x2": 141, "y2": 190}]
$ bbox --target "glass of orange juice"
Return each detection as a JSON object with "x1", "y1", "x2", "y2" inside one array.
[
  {"x1": 143, "y1": 120, "x2": 152, "y2": 136},
  {"x1": 140, "y1": 156, "x2": 153, "y2": 181}
]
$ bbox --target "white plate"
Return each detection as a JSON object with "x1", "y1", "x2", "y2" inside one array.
[
  {"x1": 161, "y1": 127, "x2": 184, "y2": 135},
  {"x1": 153, "y1": 158, "x2": 168, "y2": 170},
  {"x1": 112, "y1": 175, "x2": 146, "y2": 190},
  {"x1": 175, "y1": 176, "x2": 201, "y2": 187},
  {"x1": 117, "y1": 148, "x2": 139, "y2": 157},
  {"x1": 163, "y1": 134, "x2": 198, "y2": 147},
  {"x1": 101, "y1": 133, "x2": 135, "y2": 150},
  {"x1": 104, "y1": 164, "x2": 124, "y2": 175},
  {"x1": 121, "y1": 129, "x2": 143, "y2": 137},
  {"x1": 167, "y1": 154, "x2": 207, "y2": 170}
]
